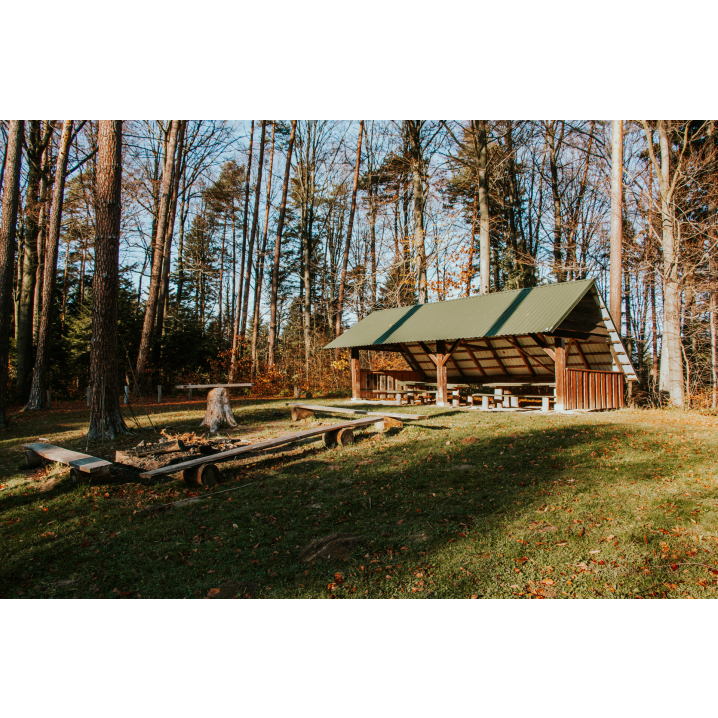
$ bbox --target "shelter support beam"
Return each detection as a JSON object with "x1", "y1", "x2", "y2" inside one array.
[
  {"x1": 554, "y1": 337, "x2": 566, "y2": 411},
  {"x1": 350, "y1": 348, "x2": 360, "y2": 401}
]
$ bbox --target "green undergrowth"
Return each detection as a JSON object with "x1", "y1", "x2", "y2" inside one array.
[{"x1": 2, "y1": 397, "x2": 718, "y2": 599}]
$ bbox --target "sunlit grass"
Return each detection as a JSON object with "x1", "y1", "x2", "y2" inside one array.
[{"x1": 1, "y1": 396, "x2": 717, "y2": 598}]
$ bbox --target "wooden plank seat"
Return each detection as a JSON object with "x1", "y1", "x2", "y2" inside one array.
[
  {"x1": 138, "y1": 416, "x2": 395, "y2": 482},
  {"x1": 287, "y1": 403, "x2": 428, "y2": 421},
  {"x1": 175, "y1": 384, "x2": 253, "y2": 389},
  {"x1": 175, "y1": 383, "x2": 253, "y2": 400},
  {"x1": 22, "y1": 443, "x2": 112, "y2": 478}
]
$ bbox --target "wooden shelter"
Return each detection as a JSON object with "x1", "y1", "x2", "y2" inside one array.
[{"x1": 325, "y1": 279, "x2": 637, "y2": 410}]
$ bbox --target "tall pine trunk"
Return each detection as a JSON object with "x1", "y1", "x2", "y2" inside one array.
[
  {"x1": 335, "y1": 120, "x2": 364, "y2": 336},
  {"x1": 136, "y1": 120, "x2": 180, "y2": 388},
  {"x1": 88, "y1": 121, "x2": 128, "y2": 438},
  {"x1": 267, "y1": 120, "x2": 297, "y2": 368},
  {"x1": 240, "y1": 120, "x2": 266, "y2": 342},
  {"x1": 16, "y1": 121, "x2": 50, "y2": 394},
  {"x1": 229, "y1": 121, "x2": 255, "y2": 378},
  {"x1": 156, "y1": 120, "x2": 185, "y2": 343},
  {"x1": 251, "y1": 121, "x2": 275, "y2": 373},
  {"x1": 406, "y1": 121, "x2": 427, "y2": 303},
  {"x1": 26, "y1": 120, "x2": 73, "y2": 410},
  {"x1": 610, "y1": 120, "x2": 623, "y2": 327},
  {"x1": 474, "y1": 120, "x2": 490, "y2": 294},
  {"x1": 0, "y1": 121, "x2": 24, "y2": 425}
]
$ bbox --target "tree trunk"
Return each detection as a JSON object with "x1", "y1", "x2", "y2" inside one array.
[
  {"x1": 156, "y1": 120, "x2": 186, "y2": 342},
  {"x1": 251, "y1": 121, "x2": 275, "y2": 372},
  {"x1": 26, "y1": 120, "x2": 73, "y2": 410},
  {"x1": 229, "y1": 121, "x2": 255, "y2": 377},
  {"x1": 466, "y1": 187, "x2": 477, "y2": 297},
  {"x1": 334, "y1": 120, "x2": 364, "y2": 336},
  {"x1": 33, "y1": 124, "x2": 54, "y2": 347},
  {"x1": 0, "y1": 121, "x2": 24, "y2": 425},
  {"x1": 16, "y1": 121, "x2": 46, "y2": 395},
  {"x1": 240, "y1": 120, "x2": 267, "y2": 342},
  {"x1": 406, "y1": 121, "x2": 427, "y2": 303},
  {"x1": 201, "y1": 387, "x2": 238, "y2": 433},
  {"x1": 654, "y1": 121, "x2": 684, "y2": 406},
  {"x1": 136, "y1": 120, "x2": 180, "y2": 389},
  {"x1": 473, "y1": 120, "x2": 490, "y2": 294},
  {"x1": 711, "y1": 257, "x2": 717, "y2": 409},
  {"x1": 610, "y1": 120, "x2": 623, "y2": 327},
  {"x1": 87, "y1": 121, "x2": 129, "y2": 438},
  {"x1": 267, "y1": 119, "x2": 297, "y2": 368},
  {"x1": 546, "y1": 121, "x2": 566, "y2": 282}
]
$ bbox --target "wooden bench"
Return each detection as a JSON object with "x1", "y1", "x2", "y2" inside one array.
[
  {"x1": 175, "y1": 383, "x2": 253, "y2": 399},
  {"x1": 22, "y1": 443, "x2": 112, "y2": 480},
  {"x1": 287, "y1": 403, "x2": 428, "y2": 421},
  {"x1": 138, "y1": 417, "x2": 391, "y2": 486}
]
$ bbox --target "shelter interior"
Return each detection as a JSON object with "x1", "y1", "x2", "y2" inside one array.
[{"x1": 325, "y1": 279, "x2": 637, "y2": 412}]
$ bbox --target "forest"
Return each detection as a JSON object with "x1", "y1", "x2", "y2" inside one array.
[{"x1": 0, "y1": 119, "x2": 715, "y2": 437}]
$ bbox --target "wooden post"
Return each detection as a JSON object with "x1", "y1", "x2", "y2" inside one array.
[
  {"x1": 157, "y1": 385, "x2": 162, "y2": 403},
  {"x1": 542, "y1": 396, "x2": 550, "y2": 412},
  {"x1": 189, "y1": 388, "x2": 193, "y2": 399},
  {"x1": 124, "y1": 386, "x2": 129, "y2": 404},
  {"x1": 436, "y1": 362, "x2": 448, "y2": 407},
  {"x1": 87, "y1": 386, "x2": 90, "y2": 407},
  {"x1": 482, "y1": 395, "x2": 489, "y2": 411},
  {"x1": 554, "y1": 338, "x2": 566, "y2": 411},
  {"x1": 350, "y1": 348, "x2": 360, "y2": 401},
  {"x1": 494, "y1": 387, "x2": 503, "y2": 408},
  {"x1": 46, "y1": 390, "x2": 51, "y2": 409}
]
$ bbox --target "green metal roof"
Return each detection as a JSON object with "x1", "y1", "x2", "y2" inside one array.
[{"x1": 325, "y1": 279, "x2": 596, "y2": 349}]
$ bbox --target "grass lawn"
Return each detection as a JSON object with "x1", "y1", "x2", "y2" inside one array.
[{"x1": 1, "y1": 394, "x2": 718, "y2": 599}]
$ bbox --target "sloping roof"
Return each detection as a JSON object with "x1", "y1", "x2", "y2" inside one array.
[{"x1": 325, "y1": 279, "x2": 596, "y2": 348}]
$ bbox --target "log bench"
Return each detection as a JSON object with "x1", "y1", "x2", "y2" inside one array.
[
  {"x1": 22, "y1": 443, "x2": 112, "y2": 480},
  {"x1": 138, "y1": 417, "x2": 388, "y2": 486},
  {"x1": 287, "y1": 403, "x2": 428, "y2": 421}
]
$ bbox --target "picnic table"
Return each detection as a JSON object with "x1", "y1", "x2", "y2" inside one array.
[{"x1": 483, "y1": 383, "x2": 556, "y2": 411}]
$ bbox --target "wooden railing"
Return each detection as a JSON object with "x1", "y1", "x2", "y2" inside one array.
[
  {"x1": 357, "y1": 370, "x2": 423, "y2": 400},
  {"x1": 563, "y1": 369, "x2": 624, "y2": 410}
]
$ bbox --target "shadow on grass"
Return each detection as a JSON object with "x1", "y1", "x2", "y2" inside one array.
[{"x1": 0, "y1": 408, "x2": 714, "y2": 599}]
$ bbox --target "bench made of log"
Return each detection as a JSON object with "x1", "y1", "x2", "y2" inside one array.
[
  {"x1": 138, "y1": 416, "x2": 387, "y2": 481},
  {"x1": 287, "y1": 403, "x2": 428, "y2": 421},
  {"x1": 175, "y1": 384, "x2": 253, "y2": 390},
  {"x1": 22, "y1": 443, "x2": 112, "y2": 477}
]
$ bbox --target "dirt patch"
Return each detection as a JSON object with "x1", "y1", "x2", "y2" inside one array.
[{"x1": 461, "y1": 436, "x2": 479, "y2": 445}]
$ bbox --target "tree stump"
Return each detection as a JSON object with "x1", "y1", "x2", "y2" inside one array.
[
  {"x1": 374, "y1": 417, "x2": 403, "y2": 432},
  {"x1": 200, "y1": 388, "x2": 238, "y2": 433},
  {"x1": 291, "y1": 407, "x2": 314, "y2": 421}
]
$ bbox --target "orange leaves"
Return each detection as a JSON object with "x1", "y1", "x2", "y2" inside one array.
[
  {"x1": 327, "y1": 573, "x2": 344, "y2": 591},
  {"x1": 207, "y1": 588, "x2": 220, "y2": 598}
]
